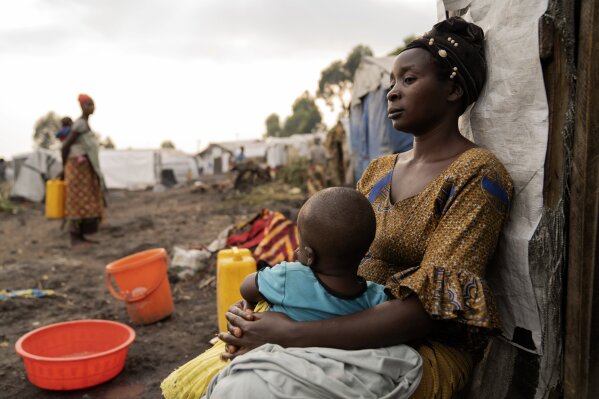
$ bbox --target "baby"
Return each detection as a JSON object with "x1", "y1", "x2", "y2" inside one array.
[
  {"x1": 55, "y1": 116, "x2": 73, "y2": 142},
  {"x1": 239, "y1": 186, "x2": 388, "y2": 321},
  {"x1": 161, "y1": 187, "x2": 389, "y2": 399}
]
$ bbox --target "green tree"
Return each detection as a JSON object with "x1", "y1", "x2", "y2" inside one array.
[
  {"x1": 264, "y1": 113, "x2": 282, "y2": 137},
  {"x1": 161, "y1": 140, "x2": 176, "y2": 149},
  {"x1": 33, "y1": 111, "x2": 61, "y2": 149},
  {"x1": 282, "y1": 91, "x2": 322, "y2": 136},
  {"x1": 387, "y1": 34, "x2": 418, "y2": 56},
  {"x1": 317, "y1": 44, "x2": 373, "y2": 113},
  {"x1": 344, "y1": 44, "x2": 374, "y2": 80}
]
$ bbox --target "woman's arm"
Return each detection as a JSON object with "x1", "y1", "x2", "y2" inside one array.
[{"x1": 219, "y1": 294, "x2": 432, "y2": 359}]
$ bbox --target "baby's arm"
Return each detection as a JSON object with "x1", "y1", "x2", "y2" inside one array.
[{"x1": 239, "y1": 272, "x2": 263, "y2": 306}]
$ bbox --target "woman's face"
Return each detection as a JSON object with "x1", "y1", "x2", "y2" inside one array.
[
  {"x1": 387, "y1": 48, "x2": 451, "y2": 135},
  {"x1": 82, "y1": 100, "x2": 95, "y2": 116}
]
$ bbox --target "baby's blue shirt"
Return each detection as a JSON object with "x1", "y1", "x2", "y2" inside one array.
[{"x1": 256, "y1": 261, "x2": 389, "y2": 322}]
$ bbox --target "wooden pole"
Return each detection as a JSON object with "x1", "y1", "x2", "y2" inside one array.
[{"x1": 564, "y1": 0, "x2": 599, "y2": 396}]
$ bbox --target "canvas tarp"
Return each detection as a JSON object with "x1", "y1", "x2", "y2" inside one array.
[
  {"x1": 437, "y1": 0, "x2": 549, "y2": 353},
  {"x1": 10, "y1": 149, "x2": 62, "y2": 202},
  {"x1": 349, "y1": 56, "x2": 413, "y2": 181},
  {"x1": 160, "y1": 149, "x2": 199, "y2": 184},
  {"x1": 99, "y1": 149, "x2": 161, "y2": 190},
  {"x1": 265, "y1": 133, "x2": 325, "y2": 168}
]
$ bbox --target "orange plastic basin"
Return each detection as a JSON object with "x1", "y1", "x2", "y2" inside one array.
[{"x1": 15, "y1": 319, "x2": 136, "y2": 391}]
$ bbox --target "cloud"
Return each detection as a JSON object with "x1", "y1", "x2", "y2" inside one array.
[{"x1": 0, "y1": 0, "x2": 434, "y2": 60}]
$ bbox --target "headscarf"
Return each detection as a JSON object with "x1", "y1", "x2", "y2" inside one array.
[
  {"x1": 78, "y1": 94, "x2": 93, "y2": 105},
  {"x1": 404, "y1": 17, "x2": 486, "y2": 107}
]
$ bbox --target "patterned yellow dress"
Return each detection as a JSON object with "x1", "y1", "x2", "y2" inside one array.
[{"x1": 357, "y1": 147, "x2": 513, "y2": 398}]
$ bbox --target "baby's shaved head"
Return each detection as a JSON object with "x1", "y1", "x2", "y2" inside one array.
[{"x1": 298, "y1": 187, "x2": 376, "y2": 262}]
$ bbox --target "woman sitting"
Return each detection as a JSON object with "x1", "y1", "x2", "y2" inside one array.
[{"x1": 214, "y1": 17, "x2": 514, "y2": 399}]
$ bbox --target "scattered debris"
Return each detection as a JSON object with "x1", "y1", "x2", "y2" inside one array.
[
  {"x1": 170, "y1": 247, "x2": 212, "y2": 279},
  {"x1": 198, "y1": 275, "x2": 216, "y2": 290},
  {"x1": 0, "y1": 289, "x2": 60, "y2": 300}
]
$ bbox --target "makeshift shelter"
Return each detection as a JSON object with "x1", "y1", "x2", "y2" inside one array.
[
  {"x1": 348, "y1": 56, "x2": 413, "y2": 182},
  {"x1": 159, "y1": 149, "x2": 199, "y2": 184},
  {"x1": 10, "y1": 149, "x2": 61, "y2": 202},
  {"x1": 197, "y1": 144, "x2": 234, "y2": 175},
  {"x1": 199, "y1": 140, "x2": 270, "y2": 175},
  {"x1": 217, "y1": 139, "x2": 268, "y2": 160},
  {"x1": 264, "y1": 132, "x2": 326, "y2": 168},
  {"x1": 99, "y1": 149, "x2": 161, "y2": 190},
  {"x1": 430, "y1": 0, "x2": 599, "y2": 398}
]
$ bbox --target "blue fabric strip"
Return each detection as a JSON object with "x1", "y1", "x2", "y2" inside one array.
[
  {"x1": 368, "y1": 171, "x2": 393, "y2": 203},
  {"x1": 481, "y1": 176, "x2": 510, "y2": 209}
]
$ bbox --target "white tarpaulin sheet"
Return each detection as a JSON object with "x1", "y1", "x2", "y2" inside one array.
[
  {"x1": 10, "y1": 149, "x2": 62, "y2": 202},
  {"x1": 436, "y1": 0, "x2": 549, "y2": 351},
  {"x1": 160, "y1": 150, "x2": 199, "y2": 184},
  {"x1": 99, "y1": 149, "x2": 160, "y2": 190}
]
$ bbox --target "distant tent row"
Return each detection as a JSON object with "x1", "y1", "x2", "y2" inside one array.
[
  {"x1": 100, "y1": 149, "x2": 199, "y2": 190},
  {"x1": 264, "y1": 133, "x2": 326, "y2": 169},
  {"x1": 197, "y1": 133, "x2": 325, "y2": 175},
  {"x1": 348, "y1": 56, "x2": 413, "y2": 181},
  {"x1": 9, "y1": 149, "x2": 200, "y2": 202}
]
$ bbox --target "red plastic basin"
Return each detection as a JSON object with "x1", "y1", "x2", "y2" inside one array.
[{"x1": 15, "y1": 319, "x2": 136, "y2": 390}]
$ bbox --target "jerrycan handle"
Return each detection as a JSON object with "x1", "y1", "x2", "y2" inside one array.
[{"x1": 232, "y1": 246, "x2": 242, "y2": 261}]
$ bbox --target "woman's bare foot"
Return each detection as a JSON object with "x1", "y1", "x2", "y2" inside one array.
[{"x1": 70, "y1": 233, "x2": 99, "y2": 246}]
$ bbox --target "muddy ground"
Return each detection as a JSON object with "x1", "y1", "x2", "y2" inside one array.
[{"x1": 0, "y1": 177, "x2": 305, "y2": 399}]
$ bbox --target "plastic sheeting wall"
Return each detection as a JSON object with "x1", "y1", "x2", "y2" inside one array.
[
  {"x1": 349, "y1": 86, "x2": 412, "y2": 181},
  {"x1": 99, "y1": 150, "x2": 160, "y2": 190},
  {"x1": 439, "y1": 0, "x2": 549, "y2": 352},
  {"x1": 160, "y1": 150, "x2": 200, "y2": 184},
  {"x1": 434, "y1": 0, "x2": 568, "y2": 398},
  {"x1": 10, "y1": 150, "x2": 62, "y2": 202}
]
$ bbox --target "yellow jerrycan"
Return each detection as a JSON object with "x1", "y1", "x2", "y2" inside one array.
[
  {"x1": 45, "y1": 179, "x2": 65, "y2": 219},
  {"x1": 216, "y1": 247, "x2": 256, "y2": 332}
]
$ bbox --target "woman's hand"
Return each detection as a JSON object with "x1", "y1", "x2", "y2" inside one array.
[
  {"x1": 221, "y1": 300, "x2": 254, "y2": 356},
  {"x1": 219, "y1": 307, "x2": 295, "y2": 360}
]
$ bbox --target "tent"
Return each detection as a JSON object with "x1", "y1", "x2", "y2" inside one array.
[
  {"x1": 159, "y1": 149, "x2": 199, "y2": 184},
  {"x1": 197, "y1": 144, "x2": 233, "y2": 175},
  {"x1": 348, "y1": 56, "x2": 413, "y2": 182},
  {"x1": 99, "y1": 149, "x2": 161, "y2": 190},
  {"x1": 198, "y1": 139, "x2": 270, "y2": 175},
  {"x1": 10, "y1": 149, "x2": 62, "y2": 202},
  {"x1": 265, "y1": 132, "x2": 326, "y2": 168}
]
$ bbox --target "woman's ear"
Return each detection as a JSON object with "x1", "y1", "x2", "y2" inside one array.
[
  {"x1": 304, "y1": 246, "x2": 316, "y2": 266},
  {"x1": 447, "y1": 81, "x2": 464, "y2": 104}
]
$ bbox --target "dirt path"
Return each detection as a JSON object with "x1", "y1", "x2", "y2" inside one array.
[{"x1": 0, "y1": 181, "x2": 304, "y2": 398}]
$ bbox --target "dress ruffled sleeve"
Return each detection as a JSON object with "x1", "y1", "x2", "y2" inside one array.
[{"x1": 387, "y1": 165, "x2": 513, "y2": 330}]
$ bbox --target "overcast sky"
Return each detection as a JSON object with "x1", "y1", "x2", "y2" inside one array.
[{"x1": 0, "y1": 0, "x2": 437, "y2": 159}]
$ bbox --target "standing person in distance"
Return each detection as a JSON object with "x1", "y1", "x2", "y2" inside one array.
[{"x1": 61, "y1": 94, "x2": 106, "y2": 245}]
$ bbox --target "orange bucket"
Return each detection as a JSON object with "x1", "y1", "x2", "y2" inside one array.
[{"x1": 106, "y1": 248, "x2": 174, "y2": 325}]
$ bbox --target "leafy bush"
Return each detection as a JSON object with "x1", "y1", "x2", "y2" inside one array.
[{"x1": 0, "y1": 190, "x2": 14, "y2": 212}]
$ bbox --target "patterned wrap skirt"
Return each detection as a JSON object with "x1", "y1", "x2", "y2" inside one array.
[{"x1": 64, "y1": 157, "x2": 104, "y2": 234}]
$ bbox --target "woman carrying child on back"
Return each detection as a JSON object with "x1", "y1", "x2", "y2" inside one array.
[
  {"x1": 215, "y1": 17, "x2": 514, "y2": 399},
  {"x1": 61, "y1": 94, "x2": 106, "y2": 245},
  {"x1": 162, "y1": 187, "x2": 423, "y2": 398}
]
